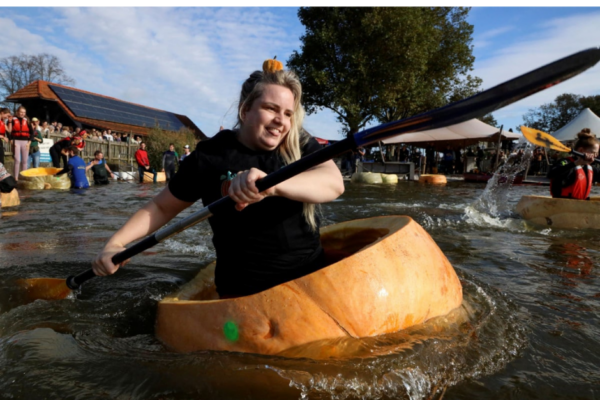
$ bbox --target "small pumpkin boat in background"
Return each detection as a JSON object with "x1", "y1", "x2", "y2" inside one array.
[
  {"x1": 18, "y1": 168, "x2": 70, "y2": 190},
  {"x1": 419, "y1": 174, "x2": 447, "y2": 184},
  {"x1": 156, "y1": 216, "x2": 463, "y2": 356},
  {"x1": 516, "y1": 195, "x2": 600, "y2": 229}
]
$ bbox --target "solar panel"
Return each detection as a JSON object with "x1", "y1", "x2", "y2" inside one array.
[{"x1": 49, "y1": 85, "x2": 186, "y2": 131}]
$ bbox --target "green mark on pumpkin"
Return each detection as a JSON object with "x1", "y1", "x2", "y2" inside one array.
[{"x1": 223, "y1": 320, "x2": 239, "y2": 342}]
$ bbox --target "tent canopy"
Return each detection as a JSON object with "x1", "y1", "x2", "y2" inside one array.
[
  {"x1": 552, "y1": 108, "x2": 600, "y2": 142},
  {"x1": 381, "y1": 118, "x2": 520, "y2": 150}
]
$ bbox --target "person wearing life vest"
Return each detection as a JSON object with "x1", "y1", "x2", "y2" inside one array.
[
  {"x1": 135, "y1": 142, "x2": 157, "y2": 183},
  {"x1": 86, "y1": 150, "x2": 114, "y2": 185},
  {"x1": 0, "y1": 108, "x2": 11, "y2": 165},
  {"x1": 548, "y1": 128, "x2": 600, "y2": 200},
  {"x1": 6, "y1": 106, "x2": 32, "y2": 179},
  {"x1": 55, "y1": 146, "x2": 89, "y2": 189}
]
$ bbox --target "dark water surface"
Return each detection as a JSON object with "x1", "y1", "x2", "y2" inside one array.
[{"x1": 1, "y1": 179, "x2": 599, "y2": 399}]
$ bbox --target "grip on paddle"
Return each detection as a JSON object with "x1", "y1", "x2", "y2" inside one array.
[
  {"x1": 112, "y1": 234, "x2": 159, "y2": 265},
  {"x1": 66, "y1": 269, "x2": 97, "y2": 290}
]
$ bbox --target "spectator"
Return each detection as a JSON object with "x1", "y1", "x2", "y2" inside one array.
[
  {"x1": 130, "y1": 135, "x2": 140, "y2": 145},
  {"x1": 476, "y1": 146, "x2": 484, "y2": 171},
  {"x1": 86, "y1": 150, "x2": 114, "y2": 185},
  {"x1": 0, "y1": 108, "x2": 10, "y2": 165},
  {"x1": 28, "y1": 119, "x2": 44, "y2": 168},
  {"x1": 56, "y1": 122, "x2": 63, "y2": 133},
  {"x1": 6, "y1": 106, "x2": 32, "y2": 179},
  {"x1": 104, "y1": 130, "x2": 114, "y2": 141},
  {"x1": 114, "y1": 132, "x2": 121, "y2": 142},
  {"x1": 442, "y1": 146, "x2": 454, "y2": 175},
  {"x1": 162, "y1": 143, "x2": 179, "y2": 181},
  {"x1": 352, "y1": 147, "x2": 365, "y2": 174},
  {"x1": 48, "y1": 125, "x2": 55, "y2": 136},
  {"x1": 74, "y1": 127, "x2": 81, "y2": 136},
  {"x1": 41, "y1": 121, "x2": 50, "y2": 137},
  {"x1": 55, "y1": 146, "x2": 89, "y2": 189},
  {"x1": 180, "y1": 144, "x2": 191, "y2": 162},
  {"x1": 135, "y1": 142, "x2": 156, "y2": 183}
]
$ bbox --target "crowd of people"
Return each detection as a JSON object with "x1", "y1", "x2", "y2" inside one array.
[{"x1": 0, "y1": 105, "x2": 194, "y2": 191}]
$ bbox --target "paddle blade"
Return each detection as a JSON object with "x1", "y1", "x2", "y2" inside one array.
[
  {"x1": 16, "y1": 278, "x2": 72, "y2": 301},
  {"x1": 521, "y1": 126, "x2": 572, "y2": 153}
]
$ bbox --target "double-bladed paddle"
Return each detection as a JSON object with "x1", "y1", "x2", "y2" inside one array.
[
  {"x1": 521, "y1": 126, "x2": 600, "y2": 163},
  {"x1": 18, "y1": 47, "x2": 600, "y2": 300}
]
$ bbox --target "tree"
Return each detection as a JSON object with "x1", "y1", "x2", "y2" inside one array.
[
  {"x1": 521, "y1": 93, "x2": 600, "y2": 133},
  {"x1": 0, "y1": 53, "x2": 75, "y2": 109},
  {"x1": 287, "y1": 7, "x2": 481, "y2": 135},
  {"x1": 478, "y1": 113, "x2": 498, "y2": 127}
]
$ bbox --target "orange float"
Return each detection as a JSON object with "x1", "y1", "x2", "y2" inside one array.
[
  {"x1": 419, "y1": 174, "x2": 447, "y2": 184},
  {"x1": 142, "y1": 171, "x2": 166, "y2": 183},
  {"x1": 156, "y1": 216, "x2": 463, "y2": 356},
  {"x1": 0, "y1": 189, "x2": 20, "y2": 208}
]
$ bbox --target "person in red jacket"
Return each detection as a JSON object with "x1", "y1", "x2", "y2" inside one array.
[
  {"x1": 135, "y1": 142, "x2": 157, "y2": 183},
  {"x1": 548, "y1": 128, "x2": 600, "y2": 200}
]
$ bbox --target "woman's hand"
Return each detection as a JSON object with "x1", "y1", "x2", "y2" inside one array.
[
  {"x1": 92, "y1": 242, "x2": 130, "y2": 276},
  {"x1": 574, "y1": 153, "x2": 595, "y2": 165},
  {"x1": 228, "y1": 168, "x2": 276, "y2": 211}
]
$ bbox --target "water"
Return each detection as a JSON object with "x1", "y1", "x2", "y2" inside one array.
[{"x1": 1, "y1": 178, "x2": 599, "y2": 399}]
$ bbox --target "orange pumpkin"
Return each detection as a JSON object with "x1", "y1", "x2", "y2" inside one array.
[
  {"x1": 156, "y1": 216, "x2": 463, "y2": 356},
  {"x1": 263, "y1": 57, "x2": 283, "y2": 73}
]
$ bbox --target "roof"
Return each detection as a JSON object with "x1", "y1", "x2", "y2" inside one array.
[
  {"x1": 6, "y1": 80, "x2": 206, "y2": 139},
  {"x1": 381, "y1": 119, "x2": 520, "y2": 149},
  {"x1": 552, "y1": 108, "x2": 600, "y2": 142}
]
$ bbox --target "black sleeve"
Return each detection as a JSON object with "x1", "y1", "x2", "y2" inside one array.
[
  {"x1": 547, "y1": 159, "x2": 575, "y2": 181},
  {"x1": 56, "y1": 164, "x2": 73, "y2": 176},
  {"x1": 168, "y1": 148, "x2": 206, "y2": 203}
]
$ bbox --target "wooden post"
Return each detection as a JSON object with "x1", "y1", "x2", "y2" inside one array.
[{"x1": 494, "y1": 125, "x2": 503, "y2": 171}]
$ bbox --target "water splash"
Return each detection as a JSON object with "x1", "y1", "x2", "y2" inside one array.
[{"x1": 464, "y1": 138, "x2": 533, "y2": 227}]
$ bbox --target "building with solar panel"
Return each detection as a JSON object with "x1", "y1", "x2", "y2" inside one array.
[{"x1": 5, "y1": 80, "x2": 206, "y2": 139}]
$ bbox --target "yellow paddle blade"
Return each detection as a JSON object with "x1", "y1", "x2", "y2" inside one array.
[
  {"x1": 521, "y1": 126, "x2": 572, "y2": 153},
  {"x1": 16, "y1": 278, "x2": 72, "y2": 301}
]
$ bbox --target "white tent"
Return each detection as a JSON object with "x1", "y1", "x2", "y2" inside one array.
[
  {"x1": 552, "y1": 108, "x2": 600, "y2": 142},
  {"x1": 381, "y1": 118, "x2": 520, "y2": 149}
]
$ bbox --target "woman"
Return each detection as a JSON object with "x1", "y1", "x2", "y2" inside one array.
[
  {"x1": 28, "y1": 118, "x2": 43, "y2": 168},
  {"x1": 6, "y1": 106, "x2": 32, "y2": 179},
  {"x1": 548, "y1": 128, "x2": 600, "y2": 200},
  {"x1": 49, "y1": 135, "x2": 82, "y2": 168},
  {"x1": 93, "y1": 63, "x2": 344, "y2": 297}
]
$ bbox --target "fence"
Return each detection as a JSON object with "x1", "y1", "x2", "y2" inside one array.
[{"x1": 1, "y1": 133, "x2": 139, "y2": 172}]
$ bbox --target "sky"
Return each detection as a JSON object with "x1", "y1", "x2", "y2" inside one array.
[{"x1": 1, "y1": 7, "x2": 599, "y2": 140}]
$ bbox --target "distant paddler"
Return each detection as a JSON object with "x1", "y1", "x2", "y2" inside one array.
[
  {"x1": 55, "y1": 146, "x2": 90, "y2": 189},
  {"x1": 547, "y1": 128, "x2": 600, "y2": 200}
]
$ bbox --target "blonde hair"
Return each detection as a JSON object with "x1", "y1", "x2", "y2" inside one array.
[
  {"x1": 573, "y1": 128, "x2": 599, "y2": 151},
  {"x1": 235, "y1": 69, "x2": 317, "y2": 231}
]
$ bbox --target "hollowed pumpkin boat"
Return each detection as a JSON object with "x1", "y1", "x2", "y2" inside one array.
[
  {"x1": 516, "y1": 195, "x2": 600, "y2": 229},
  {"x1": 18, "y1": 168, "x2": 70, "y2": 190},
  {"x1": 419, "y1": 174, "x2": 447, "y2": 184},
  {"x1": 156, "y1": 216, "x2": 463, "y2": 356}
]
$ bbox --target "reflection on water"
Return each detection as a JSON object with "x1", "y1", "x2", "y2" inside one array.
[{"x1": 1, "y1": 178, "x2": 599, "y2": 399}]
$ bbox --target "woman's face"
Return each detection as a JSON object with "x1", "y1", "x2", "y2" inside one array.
[
  {"x1": 239, "y1": 84, "x2": 294, "y2": 151},
  {"x1": 17, "y1": 108, "x2": 26, "y2": 118}
]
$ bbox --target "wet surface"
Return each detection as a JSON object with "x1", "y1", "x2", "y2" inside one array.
[{"x1": 1, "y1": 176, "x2": 599, "y2": 399}]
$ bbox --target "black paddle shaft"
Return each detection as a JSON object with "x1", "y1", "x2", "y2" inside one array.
[
  {"x1": 65, "y1": 47, "x2": 600, "y2": 291},
  {"x1": 571, "y1": 150, "x2": 600, "y2": 163}
]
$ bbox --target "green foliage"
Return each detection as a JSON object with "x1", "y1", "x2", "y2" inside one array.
[
  {"x1": 287, "y1": 7, "x2": 481, "y2": 135},
  {"x1": 521, "y1": 93, "x2": 600, "y2": 132},
  {"x1": 478, "y1": 113, "x2": 498, "y2": 127},
  {"x1": 144, "y1": 126, "x2": 197, "y2": 170}
]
